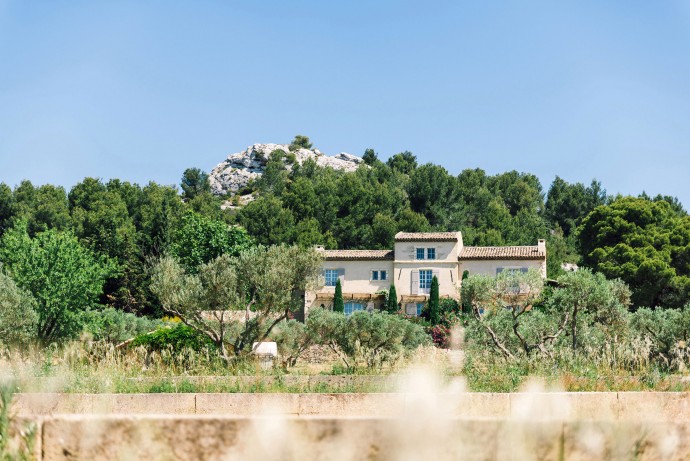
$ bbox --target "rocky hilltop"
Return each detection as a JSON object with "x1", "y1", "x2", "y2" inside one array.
[{"x1": 209, "y1": 143, "x2": 364, "y2": 195}]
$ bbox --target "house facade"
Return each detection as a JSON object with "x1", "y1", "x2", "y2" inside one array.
[{"x1": 305, "y1": 231, "x2": 546, "y2": 317}]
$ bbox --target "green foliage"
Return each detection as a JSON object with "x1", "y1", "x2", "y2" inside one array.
[
  {"x1": 630, "y1": 306, "x2": 690, "y2": 370},
  {"x1": 0, "y1": 223, "x2": 113, "y2": 344},
  {"x1": 257, "y1": 150, "x2": 289, "y2": 194},
  {"x1": 131, "y1": 323, "x2": 216, "y2": 353},
  {"x1": 0, "y1": 183, "x2": 13, "y2": 236},
  {"x1": 386, "y1": 284, "x2": 398, "y2": 313},
  {"x1": 272, "y1": 319, "x2": 319, "y2": 369},
  {"x1": 237, "y1": 195, "x2": 296, "y2": 245},
  {"x1": 463, "y1": 268, "x2": 631, "y2": 360},
  {"x1": 82, "y1": 308, "x2": 161, "y2": 343},
  {"x1": 306, "y1": 308, "x2": 428, "y2": 370},
  {"x1": 578, "y1": 196, "x2": 690, "y2": 308},
  {"x1": 429, "y1": 276, "x2": 440, "y2": 325},
  {"x1": 386, "y1": 151, "x2": 417, "y2": 175},
  {"x1": 546, "y1": 269, "x2": 631, "y2": 351},
  {"x1": 333, "y1": 279, "x2": 344, "y2": 313},
  {"x1": 289, "y1": 134, "x2": 313, "y2": 151},
  {"x1": 0, "y1": 271, "x2": 38, "y2": 345},
  {"x1": 462, "y1": 270, "x2": 546, "y2": 359},
  {"x1": 170, "y1": 211, "x2": 254, "y2": 272},
  {"x1": 362, "y1": 148, "x2": 378, "y2": 165},
  {"x1": 151, "y1": 245, "x2": 323, "y2": 361},
  {"x1": 180, "y1": 167, "x2": 211, "y2": 200},
  {"x1": 545, "y1": 176, "x2": 607, "y2": 238}
]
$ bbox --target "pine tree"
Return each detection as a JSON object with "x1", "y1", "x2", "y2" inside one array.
[
  {"x1": 333, "y1": 278, "x2": 344, "y2": 313},
  {"x1": 429, "y1": 276, "x2": 440, "y2": 325},
  {"x1": 387, "y1": 284, "x2": 398, "y2": 313}
]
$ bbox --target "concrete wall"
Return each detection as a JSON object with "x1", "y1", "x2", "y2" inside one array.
[
  {"x1": 15, "y1": 392, "x2": 690, "y2": 460},
  {"x1": 393, "y1": 262, "x2": 460, "y2": 298},
  {"x1": 14, "y1": 392, "x2": 690, "y2": 421},
  {"x1": 461, "y1": 258, "x2": 547, "y2": 279},
  {"x1": 393, "y1": 239, "x2": 460, "y2": 263},
  {"x1": 321, "y1": 259, "x2": 394, "y2": 294},
  {"x1": 32, "y1": 415, "x2": 690, "y2": 460}
]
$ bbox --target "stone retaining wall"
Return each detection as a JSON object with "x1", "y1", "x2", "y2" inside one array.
[
  {"x1": 35, "y1": 416, "x2": 690, "y2": 460},
  {"x1": 14, "y1": 392, "x2": 690, "y2": 421}
]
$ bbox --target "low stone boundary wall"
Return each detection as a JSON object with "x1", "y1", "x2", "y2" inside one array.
[
  {"x1": 36, "y1": 416, "x2": 690, "y2": 460},
  {"x1": 13, "y1": 392, "x2": 690, "y2": 421}
]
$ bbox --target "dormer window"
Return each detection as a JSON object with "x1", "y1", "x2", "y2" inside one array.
[
  {"x1": 371, "y1": 270, "x2": 388, "y2": 281},
  {"x1": 416, "y1": 247, "x2": 436, "y2": 260}
]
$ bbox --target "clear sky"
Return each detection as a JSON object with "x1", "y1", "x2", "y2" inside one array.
[{"x1": 1, "y1": 1, "x2": 689, "y2": 207}]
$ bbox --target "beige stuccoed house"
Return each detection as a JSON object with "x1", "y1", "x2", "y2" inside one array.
[{"x1": 304, "y1": 231, "x2": 546, "y2": 317}]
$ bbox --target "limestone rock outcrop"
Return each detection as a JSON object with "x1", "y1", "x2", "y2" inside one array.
[{"x1": 209, "y1": 143, "x2": 364, "y2": 195}]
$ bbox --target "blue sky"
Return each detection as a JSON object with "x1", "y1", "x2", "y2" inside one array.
[{"x1": 1, "y1": 1, "x2": 689, "y2": 207}]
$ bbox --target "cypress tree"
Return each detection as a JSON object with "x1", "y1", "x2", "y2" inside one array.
[
  {"x1": 333, "y1": 278, "x2": 344, "y2": 313},
  {"x1": 386, "y1": 284, "x2": 398, "y2": 313},
  {"x1": 429, "y1": 276, "x2": 440, "y2": 325}
]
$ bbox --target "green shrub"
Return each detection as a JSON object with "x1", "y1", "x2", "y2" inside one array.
[
  {"x1": 272, "y1": 319, "x2": 317, "y2": 369},
  {"x1": 83, "y1": 308, "x2": 161, "y2": 343},
  {"x1": 333, "y1": 279, "x2": 344, "y2": 313},
  {"x1": 307, "y1": 308, "x2": 429, "y2": 371},
  {"x1": 131, "y1": 323, "x2": 216, "y2": 353},
  {"x1": 0, "y1": 271, "x2": 37, "y2": 346}
]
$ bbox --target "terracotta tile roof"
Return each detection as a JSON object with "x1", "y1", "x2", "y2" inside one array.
[
  {"x1": 459, "y1": 246, "x2": 545, "y2": 260},
  {"x1": 394, "y1": 231, "x2": 461, "y2": 242},
  {"x1": 320, "y1": 249, "x2": 394, "y2": 260}
]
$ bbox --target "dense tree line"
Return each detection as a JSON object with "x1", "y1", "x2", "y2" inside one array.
[
  {"x1": 0, "y1": 175, "x2": 235, "y2": 322},
  {"x1": 0, "y1": 136, "x2": 688, "y2": 347}
]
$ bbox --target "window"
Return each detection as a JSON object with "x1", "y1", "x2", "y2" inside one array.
[
  {"x1": 344, "y1": 302, "x2": 365, "y2": 317},
  {"x1": 405, "y1": 303, "x2": 425, "y2": 316},
  {"x1": 496, "y1": 267, "x2": 528, "y2": 293},
  {"x1": 371, "y1": 270, "x2": 387, "y2": 281},
  {"x1": 324, "y1": 269, "x2": 339, "y2": 287},
  {"x1": 496, "y1": 267, "x2": 528, "y2": 275},
  {"x1": 416, "y1": 248, "x2": 436, "y2": 260},
  {"x1": 419, "y1": 269, "x2": 433, "y2": 294}
]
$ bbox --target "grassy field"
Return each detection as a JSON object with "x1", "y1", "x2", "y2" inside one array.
[{"x1": 3, "y1": 340, "x2": 690, "y2": 394}]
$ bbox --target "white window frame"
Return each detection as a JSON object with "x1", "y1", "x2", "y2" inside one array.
[
  {"x1": 496, "y1": 267, "x2": 529, "y2": 275},
  {"x1": 419, "y1": 269, "x2": 433, "y2": 294},
  {"x1": 416, "y1": 247, "x2": 436, "y2": 260},
  {"x1": 324, "y1": 269, "x2": 340, "y2": 287},
  {"x1": 496, "y1": 267, "x2": 529, "y2": 294},
  {"x1": 344, "y1": 301, "x2": 365, "y2": 317},
  {"x1": 371, "y1": 270, "x2": 388, "y2": 281}
]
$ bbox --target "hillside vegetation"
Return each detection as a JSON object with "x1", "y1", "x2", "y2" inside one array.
[{"x1": 0, "y1": 135, "x2": 688, "y2": 332}]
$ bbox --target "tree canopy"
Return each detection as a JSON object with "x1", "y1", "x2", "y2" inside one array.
[
  {"x1": 0, "y1": 223, "x2": 114, "y2": 343},
  {"x1": 578, "y1": 197, "x2": 690, "y2": 308}
]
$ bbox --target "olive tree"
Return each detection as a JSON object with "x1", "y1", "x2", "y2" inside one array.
[
  {"x1": 150, "y1": 245, "x2": 322, "y2": 363},
  {"x1": 0, "y1": 271, "x2": 38, "y2": 345},
  {"x1": 462, "y1": 269, "x2": 559, "y2": 359}
]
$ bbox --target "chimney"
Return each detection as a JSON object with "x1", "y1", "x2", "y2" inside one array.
[{"x1": 537, "y1": 239, "x2": 546, "y2": 254}]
